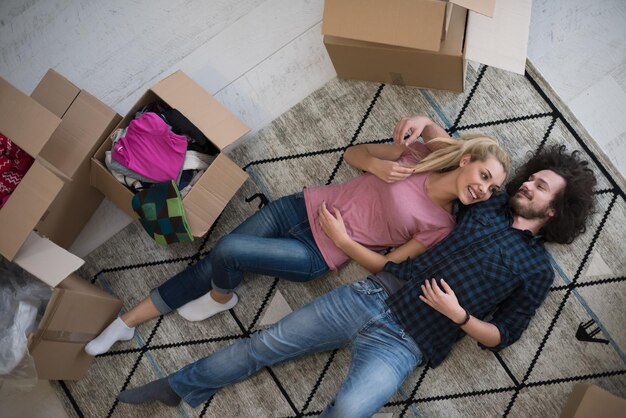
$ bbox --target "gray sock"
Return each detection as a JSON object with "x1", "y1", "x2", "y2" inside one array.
[{"x1": 117, "y1": 377, "x2": 181, "y2": 407}]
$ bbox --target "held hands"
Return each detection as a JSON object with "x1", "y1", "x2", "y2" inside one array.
[
  {"x1": 370, "y1": 158, "x2": 414, "y2": 183},
  {"x1": 318, "y1": 201, "x2": 350, "y2": 246},
  {"x1": 419, "y1": 278, "x2": 467, "y2": 324},
  {"x1": 393, "y1": 115, "x2": 429, "y2": 145}
]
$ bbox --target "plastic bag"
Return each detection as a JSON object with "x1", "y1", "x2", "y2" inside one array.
[{"x1": 0, "y1": 260, "x2": 52, "y2": 391}]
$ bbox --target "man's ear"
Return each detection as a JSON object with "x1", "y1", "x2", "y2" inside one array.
[{"x1": 546, "y1": 207, "x2": 557, "y2": 218}]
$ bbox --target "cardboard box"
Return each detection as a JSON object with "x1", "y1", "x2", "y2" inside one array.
[
  {"x1": 90, "y1": 70, "x2": 250, "y2": 237},
  {"x1": 31, "y1": 70, "x2": 122, "y2": 248},
  {"x1": 28, "y1": 274, "x2": 122, "y2": 380},
  {"x1": 322, "y1": 0, "x2": 531, "y2": 91},
  {"x1": 0, "y1": 75, "x2": 123, "y2": 380},
  {"x1": 560, "y1": 384, "x2": 626, "y2": 418},
  {"x1": 324, "y1": 3, "x2": 468, "y2": 92}
]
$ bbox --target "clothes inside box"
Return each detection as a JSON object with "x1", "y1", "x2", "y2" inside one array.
[{"x1": 104, "y1": 101, "x2": 218, "y2": 197}]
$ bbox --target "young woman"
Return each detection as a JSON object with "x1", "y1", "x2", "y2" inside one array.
[{"x1": 85, "y1": 116, "x2": 509, "y2": 356}]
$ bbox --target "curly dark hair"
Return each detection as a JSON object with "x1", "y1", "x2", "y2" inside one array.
[{"x1": 505, "y1": 145, "x2": 597, "y2": 244}]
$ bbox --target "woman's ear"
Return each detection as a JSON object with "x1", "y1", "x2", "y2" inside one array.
[{"x1": 459, "y1": 154, "x2": 472, "y2": 167}]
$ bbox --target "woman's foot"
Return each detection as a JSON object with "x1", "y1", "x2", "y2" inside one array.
[
  {"x1": 85, "y1": 317, "x2": 135, "y2": 356},
  {"x1": 176, "y1": 291, "x2": 238, "y2": 322}
]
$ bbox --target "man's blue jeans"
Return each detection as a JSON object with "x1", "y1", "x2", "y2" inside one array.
[
  {"x1": 150, "y1": 192, "x2": 329, "y2": 313},
  {"x1": 168, "y1": 278, "x2": 424, "y2": 417}
]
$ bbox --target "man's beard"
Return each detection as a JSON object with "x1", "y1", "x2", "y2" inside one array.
[{"x1": 509, "y1": 195, "x2": 550, "y2": 220}]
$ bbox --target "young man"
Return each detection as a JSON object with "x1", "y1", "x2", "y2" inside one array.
[{"x1": 117, "y1": 118, "x2": 596, "y2": 418}]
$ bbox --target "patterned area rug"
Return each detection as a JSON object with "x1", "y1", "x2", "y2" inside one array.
[{"x1": 54, "y1": 62, "x2": 625, "y2": 418}]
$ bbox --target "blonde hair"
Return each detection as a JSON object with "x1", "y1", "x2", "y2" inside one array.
[{"x1": 412, "y1": 135, "x2": 510, "y2": 177}]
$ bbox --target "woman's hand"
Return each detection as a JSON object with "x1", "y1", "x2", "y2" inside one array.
[
  {"x1": 318, "y1": 202, "x2": 350, "y2": 246},
  {"x1": 369, "y1": 159, "x2": 414, "y2": 183},
  {"x1": 393, "y1": 116, "x2": 429, "y2": 145},
  {"x1": 393, "y1": 115, "x2": 451, "y2": 146},
  {"x1": 419, "y1": 278, "x2": 466, "y2": 324}
]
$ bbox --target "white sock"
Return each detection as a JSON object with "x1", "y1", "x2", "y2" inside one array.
[
  {"x1": 177, "y1": 292, "x2": 238, "y2": 322},
  {"x1": 85, "y1": 317, "x2": 135, "y2": 356}
]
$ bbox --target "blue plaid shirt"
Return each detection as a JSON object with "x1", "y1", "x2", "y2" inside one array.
[{"x1": 384, "y1": 192, "x2": 554, "y2": 368}]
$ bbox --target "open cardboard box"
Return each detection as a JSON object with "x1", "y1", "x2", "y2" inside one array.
[
  {"x1": 322, "y1": 0, "x2": 531, "y2": 92},
  {"x1": 0, "y1": 75, "x2": 123, "y2": 380},
  {"x1": 90, "y1": 70, "x2": 250, "y2": 238},
  {"x1": 31, "y1": 70, "x2": 122, "y2": 248}
]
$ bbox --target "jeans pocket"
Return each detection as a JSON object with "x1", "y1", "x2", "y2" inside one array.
[{"x1": 288, "y1": 219, "x2": 311, "y2": 237}]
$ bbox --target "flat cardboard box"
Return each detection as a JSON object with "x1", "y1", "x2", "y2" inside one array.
[
  {"x1": 322, "y1": 0, "x2": 530, "y2": 91},
  {"x1": 0, "y1": 75, "x2": 122, "y2": 380},
  {"x1": 324, "y1": 3, "x2": 468, "y2": 92},
  {"x1": 560, "y1": 384, "x2": 626, "y2": 418},
  {"x1": 463, "y1": 0, "x2": 532, "y2": 75},
  {"x1": 91, "y1": 70, "x2": 250, "y2": 237}
]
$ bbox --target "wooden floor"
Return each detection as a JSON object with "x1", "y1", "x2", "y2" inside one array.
[{"x1": 0, "y1": 0, "x2": 624, "y2": 416}]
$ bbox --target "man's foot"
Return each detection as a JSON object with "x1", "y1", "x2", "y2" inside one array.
[
  {"x1": 177, "y1": 292, "x2": 238, "y2": 322},
  {"x1": 85, "y1": 317, "x2": 135, "y2": 356},
  {"x1": 117, "y1": 377, "x2": 181, "y2": 406}
]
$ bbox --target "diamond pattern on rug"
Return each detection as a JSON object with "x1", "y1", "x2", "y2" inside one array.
[
  {"x1": 585, "y1": 252, "x2": 614, "y2": 277},
  {"x1": 258, "y1": 290, "x2": 293, "y2": 327}
]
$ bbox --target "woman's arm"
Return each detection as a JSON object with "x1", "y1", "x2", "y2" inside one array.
[
  {"x1": 344, "y1": 142, "x2": 414, "y2": 183},
  {"x1": 318, "y1": 202, "x2": 426, "y2": 273}
]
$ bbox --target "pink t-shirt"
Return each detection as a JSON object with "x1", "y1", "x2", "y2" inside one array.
[
  {"x1": 304, "y1": 142, "x2": 455, "y2": 270},
  {"x1": 112, "y1": 112, "x2": 188, "y2": 182}
]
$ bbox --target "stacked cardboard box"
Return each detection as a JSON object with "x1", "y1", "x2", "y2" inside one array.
[
  {"x1": 0, "y1": 73, "x2": 123, "y2": 380},
  {"x1": 322, "y1": 0, "x2": 532, "y2": 92},
  {"x1": 91, "y1": 71, "x2": 250, "y2": 237}
]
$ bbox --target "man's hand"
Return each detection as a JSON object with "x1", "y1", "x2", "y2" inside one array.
[
  {"x1": 419, "y1": 278, "x2": 466, "y2": 324},
  {"x1": 318, "y1": 202, "x2": 351, "y2": 246},
  {"x1": 369, "y1": 158, "x2": 414, "y2": 183}
]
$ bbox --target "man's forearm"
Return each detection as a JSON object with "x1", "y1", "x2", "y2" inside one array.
[{"x1": 457, "y1": 313, "x2": 501, "y2": 347}]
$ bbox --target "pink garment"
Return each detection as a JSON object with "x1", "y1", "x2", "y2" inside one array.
[
  {"x1": 112, "y1": 112, "x2": 188, "y2": 182},
  {"x1": 304, "y1": 142, "x2": 455, "y2": 270}
]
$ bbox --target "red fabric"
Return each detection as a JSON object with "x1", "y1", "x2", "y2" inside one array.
[{"x1": 0, "y1": 133, "x2": 34, "y2": 208}]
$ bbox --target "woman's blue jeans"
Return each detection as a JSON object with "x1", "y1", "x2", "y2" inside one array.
[
  {"x1": 168, "y1": 277, "x2": 423, "y2": 417},
  {"x1": 151, "y1": 192, "x2": 329, "y2": 313}
]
